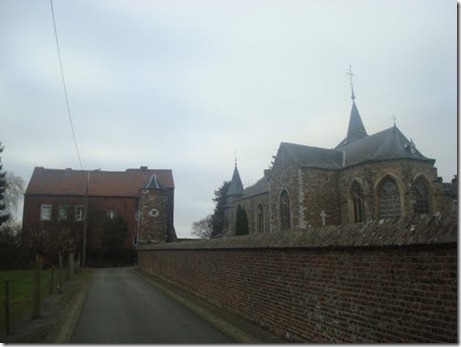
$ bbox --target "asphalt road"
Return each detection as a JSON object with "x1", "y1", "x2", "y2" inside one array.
[{"x1": 70, "y1": 267, "x2": 234, "y2": 343}]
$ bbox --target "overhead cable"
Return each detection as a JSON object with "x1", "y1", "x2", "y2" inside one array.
[{"x1": 50, "y1": 0, "x2": 83, "y2": 170}]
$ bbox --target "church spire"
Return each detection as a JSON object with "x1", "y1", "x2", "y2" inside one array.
[
  {"x1": 335, "y1": 66, "x2": 368, "y2": 149},
  {"x1": 227, "y1": 160, "x2": 244, "y2": 198}
]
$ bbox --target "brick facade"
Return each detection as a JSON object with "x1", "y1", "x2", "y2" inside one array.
[
  {"x1": 139, "y1": 212, "x2": 457, "y2": 343},
  {"x1": 22, "y1": 167, "x2": 175, "y2": 265}
]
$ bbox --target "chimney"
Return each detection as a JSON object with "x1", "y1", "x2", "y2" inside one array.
[{"x1": 140, "y1": 166, "x2": 148, "y2": 170}]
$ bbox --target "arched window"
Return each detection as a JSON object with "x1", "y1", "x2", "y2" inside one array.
[
  {"x1": 379, "y1": 177, "x2": 401, "y2": 219},
  {"x1": 256, "y1": 204, "x2": 264, "y2": 233},
  {"x1": 412, "y1": 176, "x2": 430, "y2": 214},
  {"x1": 351, "y1": 181, "x2": 365, "y2": 223},
  {"x1": 279, "y1": 190, "x2": 291, "y2": 230}
]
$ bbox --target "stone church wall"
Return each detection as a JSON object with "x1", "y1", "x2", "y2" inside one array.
[
  {"x1": 138, "y1": 212, "x2": 457, "y2": 343},
  {"x1": 338, "y1": 159, "x2": 445, "y2": 223},
  {"x1": 268, "y1": 153, "x2": 299, "y2": 231},
  {"x1": 234, "y1": 192, "x2": 270, "y2": 234},
  {"x1": 299, "y1": 168, "x2": 340, "y2": 227}
]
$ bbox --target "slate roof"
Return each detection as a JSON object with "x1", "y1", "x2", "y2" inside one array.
[
  {"x1": 226, "y1": 165, "x2": 244, "y2": 197},
  {"x1": 279, "y1": 142, "x2": 344, "y2": 169},
  {"x1": 144, "y1": 174, "x2": 168, "y2": 190},
  {"x1": 25, "y1": 167, "x2": 174, "y2": 197},
  {"x1": 340, "y1": 125, "x2": 433, "y2": 167},
  {"x1": 274, "y1": 124, "x2": 432, "y2": 172},
  {"x1": 242, "y1": 175, "x2": 269, "y2": 198}
]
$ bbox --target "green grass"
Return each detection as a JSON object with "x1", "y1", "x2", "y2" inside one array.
[{"x1": 0, "y1": 268, "x2": 54, "y2": 336}]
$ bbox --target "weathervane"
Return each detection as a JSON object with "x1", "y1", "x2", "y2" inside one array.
[{"x1": 347, "y1": 65, "x2": 356, "y2": 101}]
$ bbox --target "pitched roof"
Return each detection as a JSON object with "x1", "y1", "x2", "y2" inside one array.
[
  {"x1": 279, "y1": 142, "x2": 343, "y2": 169},
  {"x1": 25, "y1": 167, "x2": 174, "y2": 197},
  {"x1": 336, "y1": 101, "x2": 368, "y2": 149},
  {"x1": 143, "y1": 174, "x2": 168, "y2": 190},
  {"x1": 226, "y1": 165, "x2": 244, "y2": 197},
  {"x1": 339, "y1": 125, "x2": 433, "y2": 167},
  {"x1": 276, "y1": 124, "x2": 432, "y2": 171},
  {"x1": 242, "y1": 175, "x2": 269, "y2": 198}
]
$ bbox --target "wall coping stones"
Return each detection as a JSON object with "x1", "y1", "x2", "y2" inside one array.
[{"x1": 138, "y1": 212, "x2": 457, "y2": 251}]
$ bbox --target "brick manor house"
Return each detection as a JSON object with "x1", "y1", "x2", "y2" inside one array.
[
  {"x1": 222, "y1": 88, "x2": 456, "y2": 236},
  {"x1": 22, "y1": 166, "x2": 176, "y2": 265}
]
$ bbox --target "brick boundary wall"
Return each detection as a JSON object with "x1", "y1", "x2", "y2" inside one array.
[{"x1": 138, "y1": 212, "x2": 458, "y2": 343}]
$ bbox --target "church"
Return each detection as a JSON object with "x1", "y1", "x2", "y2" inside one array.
[{"x1": 222, "y1": 79, "x2": 454, "y2": 236}]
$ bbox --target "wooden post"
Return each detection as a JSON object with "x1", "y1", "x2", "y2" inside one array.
[
  {"x1": 49, "y1": 266, "x2": 55, "y2": 295},
  {"x1": 68, "y1": 252, "x2": 74, "y2": 280},
  {"x1": 58, "y1": 253, "x2": 63, "y2": 292},
  {"x1": 5, "y1": 279, "x2": 10, "y2": 336}
]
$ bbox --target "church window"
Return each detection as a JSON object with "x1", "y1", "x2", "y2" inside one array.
[
  {"x1": 279, "y1": 190, "x2": 291, "y2": 230},
  {"x1": 351, "y1": 181, "x2": 365, "y2": 223},
  {"x1": 378, "y1": 177, "x2": 401, "y2": 219},
  {"x1": 256, "y1": 204, "x2": 264, "y2": 233},
  {"x1": 412, "y1": 177, "x2": 430, "y2": 214}
]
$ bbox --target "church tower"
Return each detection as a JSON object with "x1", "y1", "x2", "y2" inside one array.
[{"x1": 222, "y1": 162, "x2": 244, "y2": 236}]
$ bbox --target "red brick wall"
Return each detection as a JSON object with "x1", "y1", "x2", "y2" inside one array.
[
  {"x1": 22, "y1": 195, "x2": 139, "y2": 251},
  {"x1": 138, "y1": 213, "x2": 457, "y2": 343}
]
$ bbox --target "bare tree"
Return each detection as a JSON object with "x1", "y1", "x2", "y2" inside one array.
[
  {"x1": 192, "y1": 215, "x2": 213, "y2": 239},
  {"x1": 4, "y1": 171, "x2": 25, "y2": 216}
]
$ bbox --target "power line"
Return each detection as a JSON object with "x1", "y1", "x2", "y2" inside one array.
[{"x1": 50, "y1": 0, "x2": 83, "y2": 170}]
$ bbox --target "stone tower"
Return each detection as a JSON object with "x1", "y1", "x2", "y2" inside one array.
[{"x1": 138, "y1": 174, "x2": 176, "y2": 244}]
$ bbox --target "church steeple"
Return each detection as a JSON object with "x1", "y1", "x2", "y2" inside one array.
[
  {"x1": 335, "y1": 66, "x2": 368, "y2": 149},
  {"x1": 226, "y1": 162, "x2": 244, "y2": 198}
]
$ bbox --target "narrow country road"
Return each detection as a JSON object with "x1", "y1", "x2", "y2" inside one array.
[{"x1": 71, "y1": 267, "x2": 234, "y2": 343}]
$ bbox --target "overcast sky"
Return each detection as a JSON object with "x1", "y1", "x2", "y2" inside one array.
[{"x1": 1, "y1": 0, "x2": 457, "y2": 238}]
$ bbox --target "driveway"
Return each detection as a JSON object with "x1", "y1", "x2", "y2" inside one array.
[{"x1": 71, "y1": 267, "x2": 234, "y2": 343}]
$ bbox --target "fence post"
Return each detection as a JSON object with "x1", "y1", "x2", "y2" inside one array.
[
  {"x1": 5, "y1": 279, "x2": 10, "y2": 336},
  {"x1": 33, "y1": 253, "x2": 42, "y2": 318},
  {"x1": 49, "y1": 266, "x2": 55, "y2": 295}
]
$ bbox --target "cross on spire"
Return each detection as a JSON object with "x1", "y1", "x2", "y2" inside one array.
[
  {"x1": 391, "y1": 114, "x2": 397, "y2": 127},
  {"x1": 347, "y1": 65, "x2": 356, "y2": 101}
]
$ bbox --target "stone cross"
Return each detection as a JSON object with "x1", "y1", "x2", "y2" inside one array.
[{"x1": 320, "y1": 210, "x2": 328, "y2": 226}]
